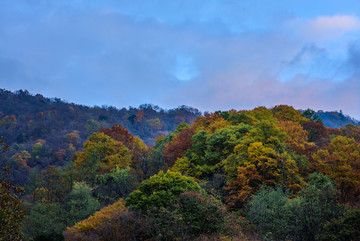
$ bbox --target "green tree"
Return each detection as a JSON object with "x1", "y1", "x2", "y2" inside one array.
[
  {"x1": 294, "y1": 173, "x2": 339, "y2": 241},
  {"x1": 22, "y1": 202, "x2": 66, "y2": 240},
  {"x1": 319, "y1": 209, "x2": 360, "y2": 241},
  {"x1": 147, "y1": 191, "x2": 231, "y2": 240},
  {"x1": 86, "y1": 119, "x2": 100, "y2": 135},
  {"x1": 65, "y1": 182, "x2": 100, "y2": 226},
  {"x1": 94, "y1": 167, "x2": 137, "y2": 206},
  {"x1": 125, "y1": 170, "x2": 201, "y2": 214},
  {"x1": 302, "y1": 108, "x2": 322, "y2": 123},
  {"x1": 246, "y1": 173, "x2": 340, "y2": 241},
  {"x1": 246, "y1": 186, "x2": 290, "y2": 240}
]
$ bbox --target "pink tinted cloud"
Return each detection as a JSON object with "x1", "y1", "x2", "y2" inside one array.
[
  {"x1": 300, "y1": 15, "x2": 360, "y2": 40},
  {"x1": 166, "y1": 62, "x2": 360, "y2": 118}
]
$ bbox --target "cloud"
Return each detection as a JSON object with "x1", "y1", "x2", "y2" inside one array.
[
  {"x1": 278, "y1": 44, "x2": 349, "y2": 82},
  {"x1": 0, "y1": 1, "x2": 359, "y2": 119},
  {"x1": 300, "y1": 15, "x2": 360, "y2": 40},
  {"x1": 347, "y1": 41, "x2": 360, "y2": 71}
]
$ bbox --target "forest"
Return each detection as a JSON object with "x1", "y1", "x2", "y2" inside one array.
[{"x1": 1, "y1": 90, "x2": 360, "y2": 241}]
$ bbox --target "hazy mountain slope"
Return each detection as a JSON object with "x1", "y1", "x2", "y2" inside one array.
[
  {"x1": 315, "y1": 110, "x2": 359, "y2": 129},
  {"x1": 0, "y1": 89, "x2": 200, "y2": 184}
]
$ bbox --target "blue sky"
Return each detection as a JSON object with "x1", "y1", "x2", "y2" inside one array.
[{"x1": 1, "y1": 0, "x2": 360, "y2": 118}]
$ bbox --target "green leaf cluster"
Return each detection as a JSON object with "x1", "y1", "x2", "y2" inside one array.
[{"x1": 125, "y1": 170, "x2": 201, "y2": 213}]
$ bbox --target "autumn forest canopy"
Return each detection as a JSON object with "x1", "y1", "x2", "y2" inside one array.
[{"x1": 1, "y1": 89, "x2": 360, "y2": 241}]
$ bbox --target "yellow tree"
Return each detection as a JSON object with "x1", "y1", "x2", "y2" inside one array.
[
  {"x1": 272, "y1": 105, "x2": 308, "y2": 123},
  {"x1": 224, "y1": 142, "x2": 301, "y2": 209},
  {"x1": 64, "y1": 199, "x2": 151, "y2": 241},
  {"x1": 73, "y1": 132, "x2": 132, "y2": 183}
]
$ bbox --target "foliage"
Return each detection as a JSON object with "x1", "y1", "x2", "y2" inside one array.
[
  {"x1": 94, "y1": 167, "x2": 137, "y2": 206},
  {"x1": 125, "y1": 170, "x2": 202, "y2": 214},
  {"x1": 0, "y1": 89, "x2": 200, "y2": 187},
  {"x1": 36, "y1": 165, "x2": 72, "y2": 203},
  {"x1": 223, "y1": 120, "x2": 303, "y2": 208},
  {"x1": 341, "y1": 123, "x2": 360, "y2": 142},
  {"x1": 10, "y1": 150, "x2": 31, "y2": 171},
  {"x1": 147, "y1": 191, "x2": 232, "y2": 240},
  {"x1": 64, "y1": 182, "x2": 100, "y2": 227},
  {"x1": 277, "y1": 120, "x2": 317, "y2": 158},
  {"x1": 64, "y1": 199, "x2": 152, "y2": 241},
  {"x1": 319, "y1": 209, "x2": 360, "y2": 241},
  {"x1": 22, "y1": 202, "x2": 66, "y2": 240},
  {"x1": 99, "y1": 125, "x2": 148, "y2": 161},
  {"x1": 2, "y1": 95, "x2": 360, "y2": 240},
  {"x1": 302, "y1": 108, "x2": 322, "y2": 123},
  {"x1": 301, "y1": 120, "x2": 330, "y2": 147},
  {"x1": 313, "y1": 136, "x2": 360, "y2": 203},
  {"x1": 246, "y1": 173, "x2": 340, "y2": 241},
  {"x1": 272, "y1": 105, "x2": 308, "y2": 123},
  {"x1": 0, "y1": 165, "x2": 25, "y2": 241},
  {"x1": 163, "y1": 126, "x2": 194, "y2": 167},
  {"x1": 73, "y1": 132, "x2": 132, "y2": 183},
  {"x1": 145, "y1": 134, "x2": 172, "y2": 178}
]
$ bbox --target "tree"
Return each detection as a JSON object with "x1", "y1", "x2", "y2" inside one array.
[
  {"x1": 100, "y1": 125, "x2": 148, "y2": 161},
  {"x1": 246, "y1": 173, "x2": 339, "y2": 241},
  {"x1": 73, "y1": 132, "x2": 132, "y2": 183},
  {"x1": 65, "y1": 182, "x2": 100, "y2": 226},
  {"x1": 125, "y1": 170, "x2": 202, "y2": 214},
  {"x1": 0, "y1": 165, "x2": 25, "y2": 241},
  {"x1": 163, "y1": 127, "x2": 194, "y2": 168},
  {"x1": 272, "y1": 105, "x2": 308, "y2": 123},
  {"x1": 319, "y1": 209, "x2": 360, "y2": 241},
  {"x1": 204, "y1": 124, "x2": 251, "y2": 166},
  {"x1": 146, "y1": 191, "x2": 232, "y2": 240},
  {"x1": 99, "y1": 125, "x2": 148, "y2": 175},
  {"x1": 294, "y1": 173, "x2": 339, "y2": 241},
  {"x1": 0, "y1": 138, "x2": 25, "y2": 241},
  {"x1": 341, "y1": 123, "x2": 360, "y2": 142},
  {"x1": 22, "y1": 202, "x2": 66, "y2": 241},
  {"x1": 64, "y1": 199, "x2": 152, "y2": 241},
  {"x1": 10, "y1": 150, "x2": 31, "y2": 171},
  {"x1": 246, "y1": 186, "x2": 290, "y2": 240},
  {"x1": 302, "y1": 108, "x2": 322, "y2": 123},
  {"x1": 147, "y1": 118, "x2": 162, "y2": 130},
  {"x1": 86, "y1": 119, "x2": 100, "y2": 135},
  {"x1": 277, "y1": 120, "x2": 317, "y2": 157},
  {"x1": 301, "y1": 121, "x2": 330, "y2": 147},
  {"x1": 313, "y1": 136, "x2": 360, "y2": 203},
  {"x1": 94, "y1": 167, "x2": 137, "y2": 206},
  {"x1": 224, "y1": 141, "x2": 301, "y2": 209},
  {"x1": 36, "y1": 165, "x2": 72, "y2": 203}
]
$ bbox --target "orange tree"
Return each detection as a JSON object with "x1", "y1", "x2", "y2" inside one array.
[{"x1": 313, "y1": 136, "x2": 360, "y2": 203}]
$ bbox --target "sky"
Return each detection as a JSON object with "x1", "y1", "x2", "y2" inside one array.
[{"x1": 1, "y1": 0, "x2": 360, "y2": 118}]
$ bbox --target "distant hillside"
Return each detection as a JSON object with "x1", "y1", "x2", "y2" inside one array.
[
  {"x1": 0, "y1": 89, "x2": 200, "y2": 184},
  {"x1": 315, "y1": 110, "x2": 359, "y2": 129}
]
